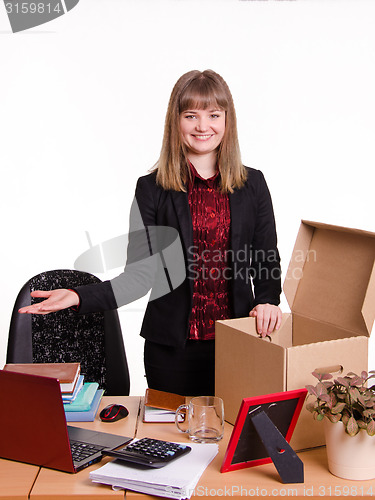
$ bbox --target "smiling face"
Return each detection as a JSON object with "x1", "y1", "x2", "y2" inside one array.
[{"x1": 179, "y1": 108, "x2": 226, "y2": 158}]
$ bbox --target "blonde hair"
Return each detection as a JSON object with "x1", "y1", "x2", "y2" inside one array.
[{"x1": 154, "y1": 70, "x2": 247, "y2": 193}]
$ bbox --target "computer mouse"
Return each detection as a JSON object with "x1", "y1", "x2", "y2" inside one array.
[{"x1": 100, "y1": 404, "x2": 129, "y2": 422}]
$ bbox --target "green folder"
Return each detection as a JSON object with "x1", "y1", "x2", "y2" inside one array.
[{"x1": 63, "y1": 382, "x2": 99, "y2": 412}]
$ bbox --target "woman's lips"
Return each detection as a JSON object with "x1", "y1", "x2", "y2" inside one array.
[{"x1": 192, "y1": 134, "x2": 214, "y2": 141}]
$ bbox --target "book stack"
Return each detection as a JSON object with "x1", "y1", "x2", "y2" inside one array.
[{"x1": 3, "y1": 362, "x2": 103, "y2": 422}]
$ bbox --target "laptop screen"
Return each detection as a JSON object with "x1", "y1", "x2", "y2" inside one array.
[
  {"x1": 0, "y1": 369, "x2": 133, "y2": 473},
  {"x1": 0, "y1": 369, "x2": 76, "y2": 472}
]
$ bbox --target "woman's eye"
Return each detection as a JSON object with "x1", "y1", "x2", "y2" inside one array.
[{"x1": 211, "y1": 114, "x2": 220, "y2": 119}]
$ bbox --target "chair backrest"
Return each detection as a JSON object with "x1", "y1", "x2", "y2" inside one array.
[{"x1": 7, "y1": 269, "x2": 130, "y2": 396}]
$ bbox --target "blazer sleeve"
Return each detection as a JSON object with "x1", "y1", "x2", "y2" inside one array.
[
  {"x1": 73, "y1": 176, "x2": 159, "y2": 314},
  {"x1": 250, "y1": 171, "x2": 282, "y2": 307}
]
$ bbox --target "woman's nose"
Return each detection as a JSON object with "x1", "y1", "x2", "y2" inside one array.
[{"x1": 196, "y1": 118, "x2": 209, "y2": 131}]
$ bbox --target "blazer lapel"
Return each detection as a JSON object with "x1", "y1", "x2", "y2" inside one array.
[
  {"x1": 170, "y1": 190, "x2": 193, "y2": 254},
  {"x1": 229, "y1": 188, "x2": 243, "y2": 253}
]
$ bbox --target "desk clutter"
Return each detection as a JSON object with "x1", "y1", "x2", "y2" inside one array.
[
  {"x1": 90, "y1": 440, "x2": 218, "y2": 500},
  {"x1": 4, "y1": 393, "x2": 375, "y2": 500},
  {"x1": 3, "y1": 362, "x2": 103, "y2": 421}
]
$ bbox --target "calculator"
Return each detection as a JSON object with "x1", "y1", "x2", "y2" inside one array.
[{"x1": 103, "y1": 437, "x2": 192, "y2": 468}]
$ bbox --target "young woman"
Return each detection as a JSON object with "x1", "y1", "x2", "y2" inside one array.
[{"x1": 19, "y1": 70, "x2": 282, "y2": 395}]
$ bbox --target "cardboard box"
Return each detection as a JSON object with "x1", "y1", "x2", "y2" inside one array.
[{"x1": 215, "y1": 220, "x2": 375, "y2": 450}]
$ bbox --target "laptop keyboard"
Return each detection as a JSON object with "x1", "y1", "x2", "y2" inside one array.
[{"x1": 70, "y1": 440, "x2": 105, "y2": 463}]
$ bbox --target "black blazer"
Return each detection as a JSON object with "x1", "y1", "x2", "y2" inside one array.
[{"x1": 76, "y1": 167, "x2": 281, "y2": 348}]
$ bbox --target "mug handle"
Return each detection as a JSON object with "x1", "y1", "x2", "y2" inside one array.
[{"x1": 175, "y1": 404, "x2": 189, "y2": 433}]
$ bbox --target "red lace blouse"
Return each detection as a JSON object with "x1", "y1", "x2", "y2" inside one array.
[{"x1": 187, "y1": 164, "x2": 232, "y2": 340}]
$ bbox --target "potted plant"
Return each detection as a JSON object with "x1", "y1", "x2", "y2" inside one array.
[{"x1": 306, "y1": 370, "x2": 375, "y2": 480}]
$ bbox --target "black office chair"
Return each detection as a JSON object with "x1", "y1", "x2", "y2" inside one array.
[{"x1": 6, "y1": 269, "x2": 130, "y2": 396}]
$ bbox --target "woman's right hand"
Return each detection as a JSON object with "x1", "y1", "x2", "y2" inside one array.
[{"x1": 18, "y1": 289, "x2": 80, "y2": 315}]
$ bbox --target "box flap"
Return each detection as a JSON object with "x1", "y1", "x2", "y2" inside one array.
[
  {"x1": 362, "y1": 260, "x2": 375, "y2": 335},
  {"x1": 284, "y1": 220, "x2": 375, "y2": 337}
]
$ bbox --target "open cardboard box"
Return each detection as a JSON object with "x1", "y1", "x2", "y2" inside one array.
[{"x1": 215, "y1": 220, "x2": 375, "y2": 450}]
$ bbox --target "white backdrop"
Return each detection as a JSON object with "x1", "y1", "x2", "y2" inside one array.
[{"x1": 0, "y1": 0, "x2": 374, "y2": 395}]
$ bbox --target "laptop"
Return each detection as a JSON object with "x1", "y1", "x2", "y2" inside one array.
[{"x1": 0, "y1": 369, "x2": 132, "y2": 473}]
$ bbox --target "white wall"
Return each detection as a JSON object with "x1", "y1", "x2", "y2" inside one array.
[{"x1": 1, "y1": 0, "x2": 374, "y2": 395}]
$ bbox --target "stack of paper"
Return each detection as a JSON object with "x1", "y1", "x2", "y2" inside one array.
[
  {"x1": 90, "y1": 441, "x2": 218, "y2": 500},
  {"x1": 144, "y1": 406, "x2": 179, "y2": 423}
]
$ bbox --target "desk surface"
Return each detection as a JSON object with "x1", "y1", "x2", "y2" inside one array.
[
  {"x1": 0, "y1": 458, "x2": 39, "y2": 500},
  {"x1": 3, "y1": 396, "x2": 375, "y2": 500},
  {"x1": 131, "y1": 399, "x2": 375, "y2": 500}
]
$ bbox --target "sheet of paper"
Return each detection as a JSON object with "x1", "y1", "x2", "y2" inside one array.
[
  {"x1": 144, "y1": 406, "x2": 183, "y2": 423},
  {"x1": 90, "y1": 441, "x2": 218, "y2": 499}
]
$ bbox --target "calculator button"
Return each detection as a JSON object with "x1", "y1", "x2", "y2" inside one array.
[{"x1": 103, "y1": 437, "x2": 192, "y2": 468}]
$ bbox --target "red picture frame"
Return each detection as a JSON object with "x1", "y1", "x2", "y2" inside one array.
[{"x1": 221, "y1": 389, "x2": 307, "y2": 473}]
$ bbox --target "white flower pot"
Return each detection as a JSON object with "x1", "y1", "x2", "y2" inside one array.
[{"x1": 324, "y1": 419, "x2": 375, "y2": 480}]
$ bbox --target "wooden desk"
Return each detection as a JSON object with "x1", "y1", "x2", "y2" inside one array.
[
  {"x1": 4, "y1": 396, "x2": 375, "y2": 499},
  {"x1": 127, "y1": 399, "x2": 375, "y2": 499},
  {"x1": 0, "y1": 458, "x2": 39, "y2": 500},
  {"x1": 29, "y1": 396, "x2": 140, "y2": 500}
]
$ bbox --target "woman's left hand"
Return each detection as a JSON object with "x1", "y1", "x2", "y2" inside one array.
[{"x1": 249, "y1": 303, "x2": 282, "y2": 337}]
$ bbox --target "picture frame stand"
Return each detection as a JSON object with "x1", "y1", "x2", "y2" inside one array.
[{"x1": 249, "y1": 406, "x2": 304, "y2": 484}]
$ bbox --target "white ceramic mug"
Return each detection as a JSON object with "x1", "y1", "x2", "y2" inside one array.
[{"x1": 175, "y1": 396, "x2": 224, "y2": 443}]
